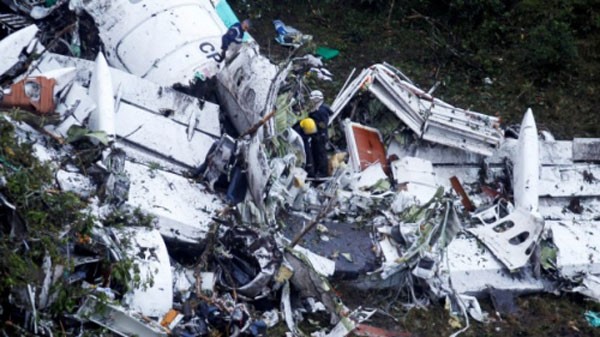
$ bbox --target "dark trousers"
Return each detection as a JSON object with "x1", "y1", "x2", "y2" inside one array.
[
  {"x1": 304, "y1": 133, "x2": 328, "y2": 178},
  {"x1": 311, "y1": 133, "x2": 328, "y2": 177}
]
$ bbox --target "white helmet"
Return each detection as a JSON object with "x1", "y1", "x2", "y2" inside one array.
[{"x1": 309, "y1": 90, "x2": 324, "y2": 101}]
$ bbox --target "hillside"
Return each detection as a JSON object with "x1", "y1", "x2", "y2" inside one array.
[{"x1": 235, "y1": 0, "x2": 600, "y2": 139}]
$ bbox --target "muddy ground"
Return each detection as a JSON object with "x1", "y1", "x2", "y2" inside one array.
[{"x1": 231, "y1": 1, "x2": 600, "y2": 336}]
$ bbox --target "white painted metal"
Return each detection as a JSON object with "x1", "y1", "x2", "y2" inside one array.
[
  {"x1": 216, "y1": 46, "x2": 280, "y2": 133},
  {"x1": 0, "y1": 24, "x2": 38, "y2": 76},
  {"x1": 391, "y1": 157, "x2": 439, "y2": 205},
  {"x1": 33, "y1": 53, "x2": 221, "y2": 138},
  {"x1": 56, "y1": 170, "x2": 95, "y2": 199},
  {"x1": 125, "y1": 160, "x2": 224, "y2": 243},
  {"x1": 292, "y1": 245, "x2": 336, "y2": 277},
  {"x1": 116, "y1": 102, "x2": 215, "y2": 168},
  {"x1": 573, "y1": 274, "x2": 600, "y2": 302},
  {"x1": 548, "y1": 221, "x2": 600, "y2": 278},
  {"x1": 539, "y1": 164, "x2": 600, "y2": 197},
  {"x1": 441, "y1": 235, "x2": 546, "y2": 295},
  {"x1": 330, "y1": 64, "x2": 503, "y2": 156},
  {"x1": 88, "y1": 53, "x2": 116, "y2": 140},
  {"x1": 387, "y1": 138, "x2": 574, "y2": 166},
  {"x1": 51, "y1": 83, "x2": 96, "y2": 136},
  {"x1": 80, "y1": 0, "x2": 226, "y2": 86},
  {"x1": 81, "y1": 0, "x2": 281, "y2": 135},
  {"x1": 355, "y1": 162, "x2": 388, "y2": 189},
  {"x1": 467, "y1": 207, "x2": 544, "y2": 271},
  {"x1": 77, "y1": 296, "x2": 167, "y2": 337},
  {"x1": 513, "y1": 108, "x2": 539, "y2": 212},
  {"x1": 119, "y1": 227, "x2": 173, "y2": 318},
  {"x1": 573, "y1": 138, "x2": 600, "y2": 162},
  {"x1": 244, "y1": 133, "x2": 271, "y2": 210},
  {"x1": 31, "y1": 67, "x2": 77, "y2": 96}
]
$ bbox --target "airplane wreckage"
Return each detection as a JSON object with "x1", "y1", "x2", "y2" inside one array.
[{"x1": 1, "y1": 0, "x2": 600, "y2": 336}]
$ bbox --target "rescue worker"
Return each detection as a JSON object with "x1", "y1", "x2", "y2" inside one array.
[
  {"x1": 307, "y1": 90, "x2": 331, "y2": 178},
  {"x1": 292, "y1": 90, "x2": 331, "y2": 178},
  {"x1": 220, "y1": 19, "x2": 251, "y2": 61},
  {"x1": 293, "y1": 117, "x2": 318, "y2": 177}
]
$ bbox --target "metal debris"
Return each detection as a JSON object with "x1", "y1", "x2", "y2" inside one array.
[{"x1": 1, "y1": 1, "x2": 600, "y2": 337}]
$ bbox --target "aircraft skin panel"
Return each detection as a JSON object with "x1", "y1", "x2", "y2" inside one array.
[{"x1": 82, "y1": 0, "x2": 227, "y2": 83}]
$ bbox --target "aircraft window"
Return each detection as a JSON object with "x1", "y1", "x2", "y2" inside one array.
[{"x1": 243, "y1": 88, "x2": 256, "y2": 109}]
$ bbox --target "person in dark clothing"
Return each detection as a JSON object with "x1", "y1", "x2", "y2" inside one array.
[
  {"x1": 307, "y1": 90, "x2": 331, "y2": 178},
  {"x1": 291, "y1": 91, "x2": 331, "y2": 178},
  {"x1": 220, "y1": 19, "x2": 251, "y2": 61},
  {"x1": 293, "y1": 118, "x2": 318, "y2": 177}
]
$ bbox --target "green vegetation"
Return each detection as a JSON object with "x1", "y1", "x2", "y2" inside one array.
[
  {"x1": 238, "y1": 0, "x2": 600, "y2": 138},
  {"x1": 0, "y1": 114, "x2": 153, "y2": 333}
]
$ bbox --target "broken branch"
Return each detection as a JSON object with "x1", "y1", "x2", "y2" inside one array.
[{"x1": 289, "y1": 193, "x2": 337, "y2": 248}]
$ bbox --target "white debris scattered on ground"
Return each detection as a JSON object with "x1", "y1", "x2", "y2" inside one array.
[{"x1": 1, "y1": 1, "x2": 600, "y2": 337}]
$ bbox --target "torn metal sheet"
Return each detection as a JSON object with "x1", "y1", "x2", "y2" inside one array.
[
  {"x1": 30, "y1": 67, "x2": 77, "y2": 96},
  {"x1": 197, "y1": 134, "x2": 237, "y2": 191},
  {"x1": 125, "y1": 160, "x2": 224, "y2": 243},
  {"x1": 513, "y1": 109, "x2": 539, "y2": 213},
  {"x1": 331, "y1": 64, "x2": 502, "y2": 156},
  {"x1": 387, "y1": 138, "x2": 573, "y2": 166},
  {"x1": 454, "y1": 294, "x2": 487, "y2": 322},
  {"x1": 117, "y1": 227, "x2": 173, "y2": 318},
  {"x1": 281, "y1": 281, "x2": 297, "y2": 335},
  {"x1": 0, "y1": 13, "x2": 31, "y2": 34},
  {"x1": 33, "y1": 53, "x2": 221, "y2": 138},
  {"x1": 77, "y1": 296, "x2": 168, "y2": 337},
  {"x1": 0, "y1": 24, "x2": 38, "y2": 77},
  {"x1": 440, "y1": 234, "x2": 548, "y2": 295},
  {"x1": 285, "y1": 250, "x2": 341, "y2": 322},
  {"x1": 31, "y1": 53, "x2": 219, "y2": 169},
  {"x1": 50, "y1": 83, "x2": 96, "y2": 137},
  {"x1": 344, "y1": 120, "x2": 388, "y2": 172},
  {"x1": 56, "y1": 169, "x2": 95, "y2": 198},
  {"x1": 354, "y1": 162, "x2": 389, "y2": 190},
  {"x1": 80, "y1": 0, "x2": 282, "y2": 136},
  {"x1": 573, "y1": 274, "x2": 600, "y2": 303},
  {"x1": 378, "y1": 236, "x2": 402, "y2": 272},
  {"x1": 216, "y1": 45, "x2": 280, "y2": 134},
  {"x1": 573, "y1": 138, "x2": 600, "y2": 162},
  {"x1": 391, "y1": 157, "x2": 438, "y2": 205},
  {"x1": 292, "y1": 245, "x2": 336, "y2": 278},
  {"x1": 548, "y1": 221, "x2": 600, "y2": 278},
  {"x1": 468, "y1": 207, "x2": 544, "y2": 271},
  {"x1": 80, "y1": 0, "x2": 227, "y2": 85},
  {"x1": 216, "y1": 226, "x2": 282, "y2": 299},
  {"x1": 244, "y1": 134, "x2": 271, "y2": 211},
  {"x1": 538, "y1": 164, "x2": 600, "y2": 197}
]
